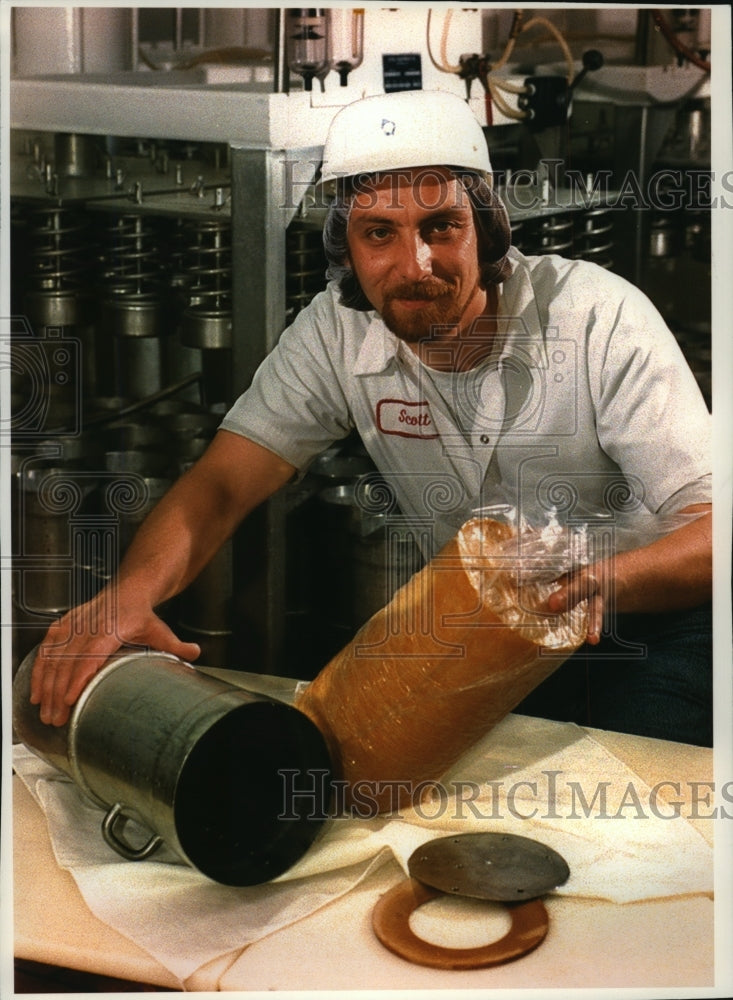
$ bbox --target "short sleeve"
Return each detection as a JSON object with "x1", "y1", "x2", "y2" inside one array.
[
  {"x1": 588, "y1": 276, "x2": 711, "y2": 513},
  {"x1": 219, "y1": 288, "x2": 356, "y2": 470}
]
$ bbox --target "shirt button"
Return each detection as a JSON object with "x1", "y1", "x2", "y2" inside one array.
[{"x1": 480, "y1": 434, "x2": 491, "y2": 445}]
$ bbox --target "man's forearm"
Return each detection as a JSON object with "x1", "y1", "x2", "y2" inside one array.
[
  {"x1": 604, "y1": 507, "x2": 712, "y2": 614},
  {"x1": 113, "y1": 430, "x2": 298, "y2": 609},
  {"x1": 112, "y1": 470, "x2": 241, "y2": 610},
  {"x1": 546, "y1": 506, "x2": 712, "y2": 634}
]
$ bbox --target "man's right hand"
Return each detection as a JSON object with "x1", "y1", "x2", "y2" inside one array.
[{"x1": 29, "y1": 588, "x2": 201, "y2": 727}]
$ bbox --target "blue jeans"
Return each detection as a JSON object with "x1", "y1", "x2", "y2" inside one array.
[{"x1": 515, "y1": 603, "x2": 713, "y2": 747}]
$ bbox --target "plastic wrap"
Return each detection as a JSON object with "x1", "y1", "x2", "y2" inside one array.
[
  {"x1": 456, "y1": 513, "x2": 589, "y2": 650},
  {"x1": 295, "y1": 515, "x2": 590, "y2": 815}
]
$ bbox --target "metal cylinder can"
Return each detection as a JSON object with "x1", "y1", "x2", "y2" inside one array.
[
  {"x1": 13, "y1": 649, "x2": 333, "y2": 885},
  {"x1": 14, "y1": 461, "x2": 98, "y2": 613}
]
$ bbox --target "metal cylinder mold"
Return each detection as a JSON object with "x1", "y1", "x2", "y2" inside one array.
[
  {"x1": 285, "y1": 220, "x2": 328, "y2": 321},
  {"x1": 97, "y1": 215, "x2": 170, "y2": 399},
  {"x1": 14, "y1": 460, "x2": 98, "y2": 613},
  {"x1": 180, "y1": 220, "x2": 232, "y2": 349},
  {"x1": 351, "y1": 520, "x2": 424, "y2": 628},
  {"x1": 100, "y1": 421, "x2": 175, "y2": 544},
  {"x1": 160, "y1": 410, "x2": 220, "y2": 444},
  {"x1": 169, "y1": 408, "x2": 232, "y2": 654},
  {"x1": 23, "y1": 206, "x2": 92, "y2": 327},
  {"x1": 648, "y1": 217, "x2": 681, "y2": 258},
  {"x1": 20, "y1": 204, "x2": 97, "y2": 405},
  {"x1": 54, "y1": 133, "x2": 98, "y2": 179},
  {"x1": 12, "y1": 437, "x2": 111, "y2": 631},
  {"x1": 101, "y1": 282, "x2": 168, "y2": 399},
  {"x1": 312, "y1": 468, "x2": 424, "y2": 637},
  {"x1": 13, "y1": 649, "x2": 333, "y2": 885},
  {"x1": 521, "y1": 213, "x2": 574, "y2": 256},
  {"x1": 574, "y1": 206, "x2": 614, "y2": 270},
  {"x1": 102, "y1": 419, "x2": 171, "y2": 455}
]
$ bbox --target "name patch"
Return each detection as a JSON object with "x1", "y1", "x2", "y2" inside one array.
[{"x1": 376, "y1": 399, "x2": 438, "y2": 439}]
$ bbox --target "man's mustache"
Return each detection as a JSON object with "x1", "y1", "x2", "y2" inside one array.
[{"x1": 384, "y1": 280, "x2": 455, "y2": 301}]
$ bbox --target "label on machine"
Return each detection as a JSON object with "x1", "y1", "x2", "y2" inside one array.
[{"x1": 382, "y1": 53, "x2": 423, "y2": 93}]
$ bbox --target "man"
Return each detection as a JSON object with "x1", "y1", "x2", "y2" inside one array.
[{"x1": 31, "y1": 91, "x2": 712, "y2": 744}]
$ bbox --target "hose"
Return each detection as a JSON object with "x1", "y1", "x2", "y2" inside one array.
[
  {"x1": 650, "y1": 10, "x2": 711, "y2": 73},
  {"x1": 490, "y1": 76, "x2": 530, "y2": 95},
  {"x1": 484, "y1": 9, "x2": 573, "y2": 118},
  {"x1": 518, "y1": 15, "x2": 575, "y2": 82},
  {"x1": 490, "y1": 10, "x2": 525, "y2": 72},
  {"x1": 426, "y1": 9, "x2": 461, "y2": 74},
  {"x1": 487, "y1": 78, "x2": 529, "y2": 121}
]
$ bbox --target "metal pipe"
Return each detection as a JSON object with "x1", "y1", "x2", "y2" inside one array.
[
  {"x1": 175, "y1": 7, "x2": 183, "y2": 53},
  {"x1": 275, "y1": 8, "x2": 289, "y2": 93},
  {"x1": 130, "y1": 8, "x2": 139, "y2": 71}
]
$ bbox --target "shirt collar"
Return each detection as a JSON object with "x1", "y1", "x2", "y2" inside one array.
[
  {"x1": 354, "y1": 312, "x2": 413, "y2": 376},
  {"x1": 496, "y1": 248, "x2": 549, "y2": 370}
]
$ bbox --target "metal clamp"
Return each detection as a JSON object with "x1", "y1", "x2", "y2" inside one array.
[{"x1": 101, "y1": 802, "x2": 164, "y2": 861}]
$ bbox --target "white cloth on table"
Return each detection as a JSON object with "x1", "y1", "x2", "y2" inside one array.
[{"x1": 13, "y1": 713, "x2": 713, "y2": 986}]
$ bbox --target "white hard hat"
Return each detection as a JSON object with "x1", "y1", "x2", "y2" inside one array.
[{"x1": 320, "y1": 90, "x2": 492, "y2": 185}]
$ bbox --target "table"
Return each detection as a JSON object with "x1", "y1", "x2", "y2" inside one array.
[{"x1": 13, "y1": 723, "x2": 717, "y2": 993}]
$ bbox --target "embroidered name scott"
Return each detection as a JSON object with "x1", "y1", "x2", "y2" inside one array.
[{"x1": 376, "y1": 399, "x2": 438, "y2": 439}]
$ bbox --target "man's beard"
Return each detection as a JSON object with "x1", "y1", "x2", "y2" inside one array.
[{"x1": 380, "y1": 280, "x2": 478, "y2": 343}]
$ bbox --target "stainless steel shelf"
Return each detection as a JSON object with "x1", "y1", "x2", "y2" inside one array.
[{"x1": 11, "y1": 75, "x2": 349, "y2": 149}]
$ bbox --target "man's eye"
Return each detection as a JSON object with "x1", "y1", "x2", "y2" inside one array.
[
  {"x1": 429, "y1": 220, "x2": 457, "y2": 235},
  {"x1": 367, "y1": 227, "x2": 391, "y2": 241}
]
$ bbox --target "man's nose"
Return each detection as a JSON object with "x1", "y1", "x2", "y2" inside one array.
[{"x1": 400, "y1": 234, "x2": 434, "y2": 279}]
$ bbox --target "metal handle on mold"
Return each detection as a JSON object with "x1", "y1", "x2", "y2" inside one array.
[{"x1": 101, "y1": 802, "x2": 164, "y2": 861}]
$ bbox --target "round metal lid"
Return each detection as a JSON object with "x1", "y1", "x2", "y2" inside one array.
[{"x1": 407, "y1": 832, "x2": 570, "y2": 902}]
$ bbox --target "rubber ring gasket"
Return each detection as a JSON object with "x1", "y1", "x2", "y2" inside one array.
[{"x1": 372, "y1": 877, "x2": 549, "y2": 970}]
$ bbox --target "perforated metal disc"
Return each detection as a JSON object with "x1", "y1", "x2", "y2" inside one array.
[{"x1": 408, "y1": 832, "x2": 570, "y2": 902}]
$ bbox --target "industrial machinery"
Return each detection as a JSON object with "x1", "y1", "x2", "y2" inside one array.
[{"x1": 5, "y1": 7, "x2": 713, "y2": 677}]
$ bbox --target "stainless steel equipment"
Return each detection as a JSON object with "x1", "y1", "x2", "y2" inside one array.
[{"x1": 13, "y1": 647, "x2": 333, "y2": 885}]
